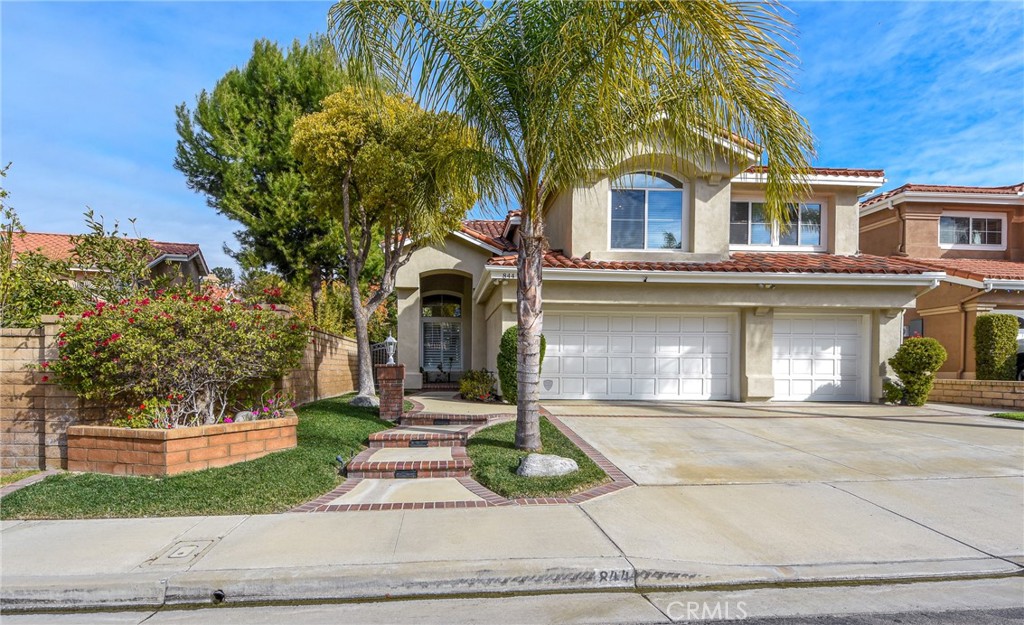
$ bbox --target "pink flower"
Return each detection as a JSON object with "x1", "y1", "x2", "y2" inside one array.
[
  {"x1": 223, "y1": 417, "x2": 233, "y2": 423},
  {"x1": 41, "y1": 375, "x2": 49, "y2": 383}
]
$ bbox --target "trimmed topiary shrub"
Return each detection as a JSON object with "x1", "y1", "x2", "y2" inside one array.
[
  {"x1": 459, "y1": 369, "x2": 497, "y2": 402},
  {"x1": 974, "y1": 314, "x2": 1019, "y2": 380},
  {"x1": 497, "y1": 325, "x2": 546, "y2": 403},
  {"x1": 884, "y1": 337, "x2": 947, "y2": 406}
]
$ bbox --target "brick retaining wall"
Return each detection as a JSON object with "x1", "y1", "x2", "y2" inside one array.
[
  {"x1": 66, "y1": 413, "x2": 297, "y2": 476},
  {"x1": 929, "y1": 379, "x2": 1024, "y2": 410}
]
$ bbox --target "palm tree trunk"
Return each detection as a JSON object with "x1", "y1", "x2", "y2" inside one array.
[{"x1": 515, "y1": 211, "x2": 544, "y2": 451}]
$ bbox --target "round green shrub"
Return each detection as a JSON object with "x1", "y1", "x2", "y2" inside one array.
[
  {"x1": 974, "y1": 313, "x2": 1019, "y2": 381},
  {"x1": 459, "y1": 368, "x2": 497, "y2": 402},
  {"x1": 497, "y1": 325, "x2": 546, "y2": 403},
  {"x1": 885, "y1": 337, "x2": 947, "y2": 406}
]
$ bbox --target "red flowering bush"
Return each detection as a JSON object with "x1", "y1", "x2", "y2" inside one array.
[{"x1": 47, "y1": 289, "x2": 307, "y2": 427}]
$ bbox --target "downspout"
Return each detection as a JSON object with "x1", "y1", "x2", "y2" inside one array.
[
  {"x1": 895, "y1": 204, "x2": 908, "y2": 256},
  {"x1": 957, "y1": 284, "x2": 994, "y2": 378}
]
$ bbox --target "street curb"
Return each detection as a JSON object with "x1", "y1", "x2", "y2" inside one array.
[{"x1": 3, "y1": 555, "x2": 1021, "y2": 612}]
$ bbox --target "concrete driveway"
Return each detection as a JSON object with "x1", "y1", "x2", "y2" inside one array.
[{"x1": 543, "y1": 401, "x2": 1024, "y2": 583}]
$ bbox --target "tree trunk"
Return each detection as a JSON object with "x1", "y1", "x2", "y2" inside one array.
[
  {"x1": 350, "y1": 281, "x2": 378, "y2": 403},
  {"x1": 309, "y1": 264, "x2": 323, "y2": 325},
  {"x1": 515, "y1": 211, "x2": 544, "y2": 451}
]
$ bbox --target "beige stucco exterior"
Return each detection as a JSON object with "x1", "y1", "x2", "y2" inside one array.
[{"x1": 395, "y1": 158, "x2": 933, "y2": 402}]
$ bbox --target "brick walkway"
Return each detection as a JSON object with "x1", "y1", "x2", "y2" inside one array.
[{"x1": 291, "y1": 395, "x2": 633, "y2": 512}]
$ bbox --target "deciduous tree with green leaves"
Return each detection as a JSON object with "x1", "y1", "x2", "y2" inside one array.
[
  {"x1": 174, "y1": 36, "x2": 349, "y2": 322},
  {"x1": 329, "y1": 0, "x2": 814, "y2": 449},
  {"x1": 291, "y1": 87, "x2": 478, "y2": 405}
]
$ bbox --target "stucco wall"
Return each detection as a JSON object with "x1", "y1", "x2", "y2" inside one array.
[{"x1": 860, "y1": 202, "x2": 1022, "y2": 260}]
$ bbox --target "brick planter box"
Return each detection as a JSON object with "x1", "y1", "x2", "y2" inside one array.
[{"x1": 66, "y1": 410, "x2": 298, "y2": 476}]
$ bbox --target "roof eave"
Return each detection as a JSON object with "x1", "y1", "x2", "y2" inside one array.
[{"x1": 485, "y1": 264, "x2": 943, "y2": 287}]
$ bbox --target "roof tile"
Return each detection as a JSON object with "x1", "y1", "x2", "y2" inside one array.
[
  {"x1": 899, "y1": 257, "x2": 1024, "y2": 282},
  {"x1": 486, "y1": 251, "x2": 933, "y2": 275},
  {"x1": 10, "y1": 232, "x2": 202, "y2": 263},
  {"x1": 862, "y1": 182, "x2": 1024, "y2": 207}
]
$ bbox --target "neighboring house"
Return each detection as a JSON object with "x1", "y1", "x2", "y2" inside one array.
[
  {"x1": 11, "y1": 232, "x2": 210, "y2": 285},
  {"x1": 396, "y1": 145, "x2": 945, "y2": 403},
  {"x1": 859, "y1": 183, "x2": 1024, "y2": 379}
]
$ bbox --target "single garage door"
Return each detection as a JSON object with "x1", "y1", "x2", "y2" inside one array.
[
  {"x1": 540, "y1": 313, "x2": 733, "y2": 400},
  {"x1": 772, "y1": 315, "x2": 865, "y2": 401}
]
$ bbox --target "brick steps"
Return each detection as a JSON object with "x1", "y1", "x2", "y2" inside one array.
[
  {"x1": 400, "y1": 412, "x2": 493, "y2": 427},
  {"x1": 346, "y1": 446, "x2": 473, "y2": 479},
  {"x1": 368, "y1": 428, "x2": 468, "y2": 448}
]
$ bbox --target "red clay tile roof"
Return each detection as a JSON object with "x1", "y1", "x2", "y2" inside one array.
[
  {"x1": 487, "y1": 251, "x2": 932, "y2": 275},
  {"x1": 899, "y1": 257, "x2": 1024, "y2": 282},
  {"x1": 460, "y1": 219, "x2": 516, "y2": 251},
  {"x1": 862, "y1": 182, "x2": 1024, "y2": 207},
  {"x1": 743, "y1": 165, "x2": 885, "y2": 178},
  {"x1": 10, "y1": 232, "x2": 202, "y2": 264}
]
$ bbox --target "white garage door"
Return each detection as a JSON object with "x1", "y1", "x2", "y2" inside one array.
[
  {"x1": 772, "y1": 315, "x2": 864, "y2": 401},
  {"x1": 540, "y1": 313, "x2": 733, "y2": 400}
]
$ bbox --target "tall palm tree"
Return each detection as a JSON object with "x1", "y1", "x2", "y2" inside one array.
[{"x1": 329, "y1": 0, "x2": 814, "y2": 450}]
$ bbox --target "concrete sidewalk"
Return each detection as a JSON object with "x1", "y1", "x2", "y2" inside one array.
[{"x1": 3, "y1": 484, "x2": 1022, "y2": 611}]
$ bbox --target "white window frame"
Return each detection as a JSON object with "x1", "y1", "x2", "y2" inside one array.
[
  {"x1": 938, "y1": 211, "x2": 1007, "y2": 251},
  {"x1": 608, "y1": 172, "x2": 689, "y2": 252},
  {"x1": 729, "y1": 199, "x2": 828, "y2": 252}
]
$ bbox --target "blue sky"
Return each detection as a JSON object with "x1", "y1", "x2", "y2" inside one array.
[{"x1": 3, "y1": 1, "x2": 1022, "y2": 271}]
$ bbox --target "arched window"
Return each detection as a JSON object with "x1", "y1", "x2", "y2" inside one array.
[{"x1": 610, "y1": 171, "x2": 686, "y2": 250}]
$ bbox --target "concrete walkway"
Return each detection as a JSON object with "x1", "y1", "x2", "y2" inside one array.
[{"x1": 2, "y1": 401, "x2": 1022, "y2": 611}]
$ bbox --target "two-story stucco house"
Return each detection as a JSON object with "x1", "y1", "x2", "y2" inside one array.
[
  {"x1": 396, "y1": 151, "x2": 945, "y2": 403},
  {"x1": 859, "y1": 183, "x2": 1024, "y2": 379}
]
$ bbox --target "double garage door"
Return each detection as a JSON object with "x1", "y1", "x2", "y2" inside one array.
[
  {"x1": 541, "y1": 313, "x2": 733, "y2": 400},
  {"x1": 540, "y1": 312, "x2": 865, "y2": 402}
]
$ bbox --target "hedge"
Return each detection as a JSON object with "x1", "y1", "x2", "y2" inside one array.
[
  {"x1": 497, "y1": 325, "x2": 546, "y2": 403},
  {"x1": 975, "y1": 314, "x2": 1019, "y2": 380}
]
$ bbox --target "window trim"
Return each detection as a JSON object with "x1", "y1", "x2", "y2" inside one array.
[
  {"x1": 937, "y1": 211, "x2": 1007, "y2": 251},
  {"x1": 729, "y1": 198, "x2": 828, "y2": 252},
  {"x1": 607, "y1": 171, "x2": 689, "y2": 252}
]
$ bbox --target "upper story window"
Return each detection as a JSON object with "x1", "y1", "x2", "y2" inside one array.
[
  {"x1": 939, "y1": 212, "x2": 1006, "y2": 250},
  {"x1": 610, "y1": 172, "x2": 686, "y2": 250},
  {"x1": 422, "y1": 293, "x2": 461, "y2": 318},
  {"x1": 730, "y1": 201, "x2": 824, "y2": 250}
]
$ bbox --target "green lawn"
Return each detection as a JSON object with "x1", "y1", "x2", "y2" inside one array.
[
  {"x1": 992, "y1": 412, "x2": 1024, "y2": 421},
  {"x1": 466, "y1": 417, "x2": 608, "y2": 498},
  {"x1": 0, "y1": 394, "x2": 392, "y2": 519}
]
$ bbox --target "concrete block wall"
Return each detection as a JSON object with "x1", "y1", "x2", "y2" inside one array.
[
  {"x1": 0, "y1": 317, "x2": 107, "y2": 473},
  {"x1": 929, "y1": 379, "x2": 1024, "y2": 410},
  {"x1": 278, "y1": 330, "x2": 359, "y2": 405}
]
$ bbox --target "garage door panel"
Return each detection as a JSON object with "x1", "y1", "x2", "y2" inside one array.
[
  {"x1": 563, "y1": 356, "x2": 584, "y2": 374},
  {"x1": 610, "y1": 358, "x2": 631, "y2": 374},
  {"x1": 562, "y1": 335, "x2": 585, "y2": 354},
  {"x1": 610, "y1": 317, "x2": 633, "y2": 332},
  {"x1": 541, "y1": 313, "x2": 733, "y2": 400},
  {"x1": 586, "y1": 335, "x2": 608, "y2": 353},
  {"x1": 610, "y1": 336, "x2": 632, "y2": 353},
  {"x1": 586, "y1": 316, "x2": 609, "y2": 331},
  {"x1": 658, "y1": 317, "x2": 681, "y2": 333},
  {"x1": 707, "y1": 335, "x2": 729, "y2": 354},
  {"x1": 773, "y1": 315, "x2": 864, "y2": 402},
  {"x1": 563, "y1": 316, "x2": 585, "y2": 331}
]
